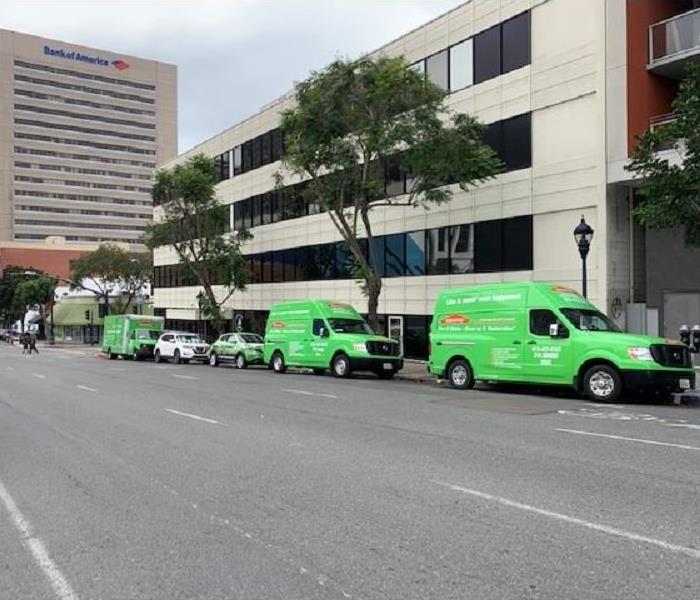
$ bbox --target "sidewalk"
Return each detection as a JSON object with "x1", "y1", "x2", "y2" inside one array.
[{"x1": 397, "y1": 359, "x2": 437, "y2": 384}]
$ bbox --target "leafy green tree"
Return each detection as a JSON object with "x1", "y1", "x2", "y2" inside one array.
[
  {"x1": 69, "y1": 244, "x2": 152, "y2": 314},
  {"x1": 279, "y1": 56, "x2": 501, "y2": 331},
  {"x1": 145, "y1": 154, "x2": 250, "y2": 336},
  {"x1": 627, "y1": 62, "x2": 700, "y2": 245}
]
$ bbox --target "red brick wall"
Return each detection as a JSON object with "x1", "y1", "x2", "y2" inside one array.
[
  {"x1": 626, "y1": 0, "x2": 690, "y2": 155},
  {"x1": 0, "y1": 247, "x2": 90, "y2": 280}
]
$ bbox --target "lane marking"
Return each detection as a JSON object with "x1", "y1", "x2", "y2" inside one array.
[
  {"x1": 555, "y1": 428, "x2": 700, "y2": 452},
  {"x1": 6, "y1": 366, "x2": 15, "y2": 371},
  {"x1": 0, "y1": 477, "x2": 79, "y2": 600},
  {"x1": 435, "y1": 481, "x2": 700, "y2": 560},
  {"x1": 281, "y1": 388, "x2": 337, "y2": 399},
  {"x1": 32, "y1": 373, "x2": 45, "y2": 379},
  {"x1": 172, "y1": 374, "x2": 199, "y2": 381},
  {"x1": 666, "y1": 423, "x2": 700, "y2": 431},
  {"x1": 165, "y1": 408, "x2": 222, "y2": 425},
  {"x1": 76, "y1": 385, "x2": 97, "y2": 393},
  {"x1": 108, "y1": 367, "x2": 125, "y2": 372}
]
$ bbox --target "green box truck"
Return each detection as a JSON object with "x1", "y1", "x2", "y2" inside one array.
[
  {"x1": 429, "y1": 282, "x2": 696, "y2": 402},
  {"x1": 102, "y1": 314, "x2": 165, "y2": 361},
  {"x1": 263, "y1": 300, "x2": 403, "y2": 378}
]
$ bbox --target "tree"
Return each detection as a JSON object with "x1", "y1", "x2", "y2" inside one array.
[
  {"x1": 279, "y1": 56, "x2": 501, "y2": 331},
  {"x1": 12, "y1": 276, "x2": 55, "y2": 336},
  {"x1": 69, "y1": 244, "x2": 152, "y2": 315},
  {"x1": 627, "y1": 62, "x2": 700, "y2": 246},
  {"x1": 145, "y1": 154, "x2": 250, "y2": 337}
]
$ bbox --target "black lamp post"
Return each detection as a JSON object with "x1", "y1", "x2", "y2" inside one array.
[{"x1": 573, "y1": 215, "x2": 594, "y2": 298}]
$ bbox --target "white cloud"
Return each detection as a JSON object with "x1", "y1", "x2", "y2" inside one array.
[{"x1": 1, "y1": 0, "x2": 464, "y2": 152}]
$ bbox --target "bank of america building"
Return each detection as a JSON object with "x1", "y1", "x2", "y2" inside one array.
[
  {"x1": 153, "y1": 0, "x2": 700, "y2": 359},
  {"x1": 0, "y1": 29, "x2": 177, "y2": 248}
]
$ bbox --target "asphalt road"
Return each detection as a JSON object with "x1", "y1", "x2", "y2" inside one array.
[{"x1": 1, "y1": 344, "x2": 699, "y2": 600}]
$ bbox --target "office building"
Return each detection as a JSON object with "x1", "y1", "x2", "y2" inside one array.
[{"x1": 153, "y1": 0, "x2": 700, "y2": 358}]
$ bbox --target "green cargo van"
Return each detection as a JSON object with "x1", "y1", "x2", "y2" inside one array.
[
  {"x1": 263, "y1": 300, "x2": 403, "y2": 378},
  {"x1": 102, "y1": 314, "x2": 164, "y2": 360},
  {"x1": 429, "y1": 282, "x2": 696, "y2": 402}
]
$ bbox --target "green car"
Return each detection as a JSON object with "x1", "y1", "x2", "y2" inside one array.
[
  {"x1": 429, "y1": 281, "x2": 696, "y2": 402},
  {"x1": 263, "y1": 299, "x2": 403, "y2": 378},
  {"x1": 208, "y1": 332, "x2": 265, "y2": 369}
]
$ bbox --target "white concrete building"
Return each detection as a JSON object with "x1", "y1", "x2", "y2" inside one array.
[{"x1": 154, "y1": 0, "x2": 700, "y2": 358}]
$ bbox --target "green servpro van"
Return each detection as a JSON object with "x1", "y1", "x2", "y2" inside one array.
[
  {"x1": 263, "y1": 300, "x2": 403, "y2": 378},
  {"x1": 102, "y1": 314, "x2": 165, "y2": 360},
  {"x1": 429, "y1": 282, "x2": 696, "y2": 402}
]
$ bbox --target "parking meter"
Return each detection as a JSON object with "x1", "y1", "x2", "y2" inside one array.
[
  {"x1": 679, "y1": 324, "x2": 691, "y2": 347},
  {"x1": 691, "y1": 325, "x2": 700, "y2": 353}
]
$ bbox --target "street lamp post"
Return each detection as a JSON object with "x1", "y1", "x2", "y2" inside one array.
[{"x1": 573, "y1": 216, "x2": 594, "y2": 298}]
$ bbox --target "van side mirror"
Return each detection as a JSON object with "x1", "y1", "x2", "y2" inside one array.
[
  {"x1": 320, "y1": 327, "x2": 329, "y2": 338},
  {"x1": 549, "y1": 323, "x2": 568, "y2": 338}
]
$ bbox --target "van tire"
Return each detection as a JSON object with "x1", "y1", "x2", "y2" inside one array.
[
  {"x1": 236, "y1": 353, "x2": 247, "y2": 369},
  {"x1": 173, "y1": 349, "x2": 181, "y2": 365},
  {"x1": 132, "y1": 349, "x2": 140, "y2": 361},
  {"x1": 209, "y1": 352, "x2": 219, "y2": 367},
  {"x1": 271, "y1": 352, "x2": 286, "y2": 374},
  {"x1": 154, "y1": 349, "x2": 162, "y2": 364},
  {"x1": 332, "y1": 354, "x2": 351, "y2": 378},
  {"x1": 447, "y1": 359, "x2": 475, "y2": 390},
  {"x1": 583, "y1": 364, "x2": 622, "y2": 403}
]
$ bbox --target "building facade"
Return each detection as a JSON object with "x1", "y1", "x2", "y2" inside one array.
[
  {"x1": 153, "y1": 0, "x2": 700, "y2": 358},
  {"x1": 0, "y1": 29, "x2": 177, "y2": 249}
]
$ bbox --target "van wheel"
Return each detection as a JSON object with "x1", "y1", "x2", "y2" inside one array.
[
  {"x1": 209, "y1": 352, "x2": 219, "y2": 367},
  {"x1": 271, "y1": 352, "x2": 286, "y2": 374},
  {"x1": 132, "y1": 349, "x2": 140, "y2": 361},
  {"x1": 236, "y1": 353, "x2": 247, "y2": 369},
  {"x1": 154, "y1": 349, "x2": 162, "y2": 364},
  {"x1": 173, "y1": 350, "x2": 181, "y2": 365},
  {"x1": 332, "y1": 354, "x2": 351, "y2": 378},
  {"x1": 583, "y1": 364, "x2": 622, "y2": 403},
  {"x1": 447, "y1": 359, "x2": 474, "y2": 390}
]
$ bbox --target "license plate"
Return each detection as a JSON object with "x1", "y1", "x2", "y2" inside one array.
[
  {"x1": 383, "y1": 363, "x2": 393, "y2": 370},
  {"x1": 679, "y1": 379, "x2": 691, "y2": 390}
]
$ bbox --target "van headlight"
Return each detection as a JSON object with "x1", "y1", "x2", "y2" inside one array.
[
  {"x1": 353, "y1": 343, "x2": 367, "y2": 353},
  {"x1": 628, "y1": 347, "x2": 653, "y2": 361}
]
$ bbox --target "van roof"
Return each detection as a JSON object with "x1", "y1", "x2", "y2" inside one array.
[{"x1": 436, "y1": 281, "x2": 594, "y2": 309}]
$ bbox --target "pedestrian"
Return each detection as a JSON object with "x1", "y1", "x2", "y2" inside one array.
[
  {"x1": 21, "y1": 332, "x2": 29, "y2": 355},
  {"x1": 29, "y1": 333, "x2": 39, "y2": 355}
]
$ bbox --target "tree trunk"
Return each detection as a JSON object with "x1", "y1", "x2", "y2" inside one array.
[{"x1": 366, "y1": 272, "x2": 382, "y2": 334}]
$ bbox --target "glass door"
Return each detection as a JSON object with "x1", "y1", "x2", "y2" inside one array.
[{"x1": 388, "y1": 315, "x2": 404, "y2": 355}]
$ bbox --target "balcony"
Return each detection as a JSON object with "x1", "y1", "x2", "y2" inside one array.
[{"x1": 649, "y1": 8, "x2": 700, "y2": 79}]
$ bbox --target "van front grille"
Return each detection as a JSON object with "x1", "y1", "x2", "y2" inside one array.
[
  {"x1": 367, "y1": 340, "x2": 400, "y2": 356},
  {"x1": 650, "y1": 344, "x2": 692, "y2": 368}
]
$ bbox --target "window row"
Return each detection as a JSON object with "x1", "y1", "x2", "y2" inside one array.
[
  {"x1": 15, "y1": 88, "x2": 157, "y2": 116},
  {"x1": 14, "y1": 74, "x2": 156, "y2": 104},
  {"x1": 210, "y1": 128, "x2": 284, "y2": 186},
  {"x1": 15, "y1": 118, "x2": 156, "y2": 143},
  {"x1": 15, "y1": 219, "x2": 148, "y2": 231},
  {"x1": 153, "y1": 215, "x2": 532, "y2": 288},
  {"x1": 14, "y1": 60, "x2": 156, "y2": 91},
  {"x1": 412, "y1": 10, "x2": 530, "y2": 93},
  {"x1": 14, "y1": 146, "x2": 156, "y2": 168},
  {"x1": 228, "y1": 113, "x2": 531, "y2": 232},
  {"x1": 15, "y1": 161, "x2": 152, "y2": 180},
  {"x1": 15, "y1": 189, "x2": 152, "y2": 207},
  {"x1": 14, "y1": 175, "x2": 151, "y2": 194},
  {"x1": 15, "y1": 133, "x2": 156, "y2": 156},
  {"x1": 15, "y1": 104, "x2": 156, "y2": 130}
]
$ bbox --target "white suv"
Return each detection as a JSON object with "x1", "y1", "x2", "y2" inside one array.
[{"x1": 154, "y1": 332, "x2": 210, "y2": 364}]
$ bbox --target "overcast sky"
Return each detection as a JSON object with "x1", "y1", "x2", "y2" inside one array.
[{"x1": 2, "y1": 1, "x2": 463, "y2": 153}]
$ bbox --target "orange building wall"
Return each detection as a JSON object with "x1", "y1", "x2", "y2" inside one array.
[
  {"x1": 0, "y1": 246, "x2": 90, "y2": 280},
  {"x1": 626, "y1": 0, "x2": 690, "y2": 155}
]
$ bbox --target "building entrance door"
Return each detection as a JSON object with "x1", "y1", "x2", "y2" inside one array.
[
  {"x1": 388, "y1": 315, "x2": 404, "y2": 355},
  {"x1": 663, "y1": 291, "x2": 700, "y2": 338}
]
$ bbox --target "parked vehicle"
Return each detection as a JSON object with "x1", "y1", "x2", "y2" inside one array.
[
  {"x1": 429, "y1": 282, "x2": 696, "y2": 402},
  {"x1": 154, "y1": 332, "x2": 210, "y2": 364},
  {"x1": 208, "y1": 332, "x2": 264, "y2": 368},
  {"x1": 102, "y1": 315, "x2": 164, "y2": 360},
  {"x1": 263, "y1": 300, "x2": 403, "y2": 378}
]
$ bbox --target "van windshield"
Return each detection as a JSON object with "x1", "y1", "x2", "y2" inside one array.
[
  {"x1": 328, "y1": 318, "x2": 373, "y2": 335},
  {"x1": 177, "y1": 335, "x2": 203, "y2": 343},
  {"x1": 240, "y1": 333, "x2": 263, "y2": 344},
  {"x1": 561, "y1": 308, "x2": 621, "y2": 332},
  {"x1": 135, "y1": 330, "x2": 160, "y2": 340}
]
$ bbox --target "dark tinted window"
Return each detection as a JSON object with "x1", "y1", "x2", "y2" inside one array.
[
  {"x1": 242, "y1": 141, "x2": 253, "y2": 172},
  {"x1": 530, "y1": 309, "x2": 561, "y2": 336},
  {"x1": 474, "y1": 24, "x2": 501, "y2": 84},
  {"x1": 233, "y1": 145, "x2": 242, "y2": 176},
  {"x1": 385, "y1": 233, "x2": 405, "y2": 278},
  {"x1": 483, "y1": 121, "x2": 502, "y2": 157},
  {"x1": 252, "y1": 136, "x2": 262, "y2": 169},
  {"x1": 449, "y1": 224, "x2": 474, "y2": 274},
  {"x1": 271, "y1": 128, "x2": 283, "y2": 161},
  {"x1": 370, "y1": 237, "x2": 386, "y2": 278},
  {"x1": 502, "y1": 11, "x2": 530, "y2": 74},
  {"x1": 502, "y1": 113, "x2": 531, "y2": 171},
  {"x1": 426, "y1": 49, "x2": 448, "y2": 91},
  {"x1": 261, "y1": 252, "x2": 272, "y2": 283},
  {"x1": 233, "y1": 202, "x2": 243, "y2": 231},
  {"x1": 271, "y1": 191, "x2": 283, "y2": 223},
  {"x1": 426, "y1": 227, "x2": 450, "y2": 275},
  {"x1": 312, "y1": 319, "x2": 326, "y2": 336},
  {"x1": 385, "y1": 156, "x2": 405, "y2": 197},
  {"x1": 474, "y1": 219, "x2": 502, "y2": 273},
  {"x1": 318, "y1": 244, "x2": 336, "y2": 279},
  {"x1": 286, "y1": 187, "x2": 306, "y2": 219},
  {"x1": 502, "y1": 215, "x2": 532, "y2": 271},
  {"x1": 405, "y1": 230, "x2": 425, "y2": 276},
  {"x1": 260, "y1": 193, "x2": 272, "y2": 225},
  {"x1": 404, "y1": 315, "x2": 430, "y2": 359},
  {"x1": 251, "y1": 195, "x2": 262, "y2": 227},
  {"x1": 261, "y1": 131, "x2": 272, "y2": 165},
  {"x1": 271, "y1": 251, "x2": 284, "y2": 283},
  {"x1": 335, "y1": 242, "x2": 351, "y2": 279}
]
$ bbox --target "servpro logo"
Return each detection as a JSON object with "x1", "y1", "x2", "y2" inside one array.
[
  {"x1": 270, "y1": 320, "x2": 285, "y2": 330},
  {"x1": 326, "y1": 302, "x2": 352, "y2": 311},
  {"x1": 551, "y1": 285, "x2": 578, "y2": 294},
  {"x1": 137, "y1": 320, "x2": 155, "y2": 327},
  {"x1": 440, "y1": 314, "x2": 470, "y2": 326}
]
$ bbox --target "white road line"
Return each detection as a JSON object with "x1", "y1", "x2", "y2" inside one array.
[
  {"x1": 6, "y1": 366, "x2": 15, "y2": 371},
  {"x1": 32, "y1": 373, "x2": 45, "y2": 379},
  {"x1": 165, "y1": 408, "x2": 222, "y2": 425},
  {"x1": 172, "y1": 374, "x2": 199, "y2": 380},
  {"x1": 666, "y1": 423, "x2": 700, "y2": 430},
  {"x1": 435, "y1": 481, "x2": 700, "y2": 560},
  {"x1": 555, "y1": 428, "x2": 700, "y2": 452},
  {"x1": 76, "y1": 385, "x2": 97, "y2": 393},
  {"x1": 281, "y1": 388, "x2": 337, "y2": 399},
  {"x1": 0, "y1": 477, "x2": 79, "y2": 600}
]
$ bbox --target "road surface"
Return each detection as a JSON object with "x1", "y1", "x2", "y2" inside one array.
[{"x1": 1, "y1": 344, "x2": 698, "y2": 599}]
